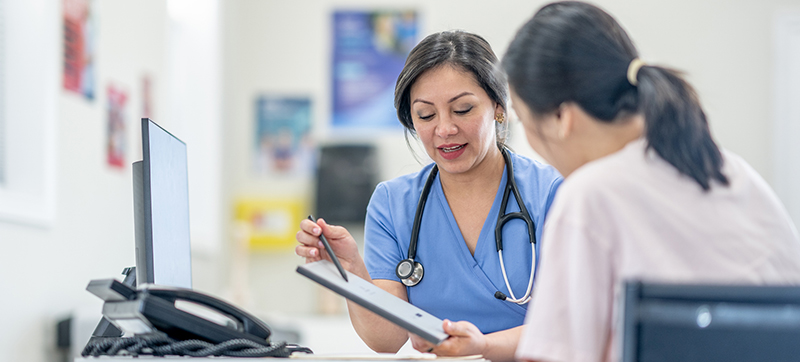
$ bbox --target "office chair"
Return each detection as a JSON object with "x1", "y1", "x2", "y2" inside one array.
[{"x1": 623, "y1": 280, "x2": 800, "y2": 362}]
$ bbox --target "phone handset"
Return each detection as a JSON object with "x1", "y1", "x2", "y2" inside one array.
[{"x1": 143, "y1": 285, "x2": 271, "y2": 340}]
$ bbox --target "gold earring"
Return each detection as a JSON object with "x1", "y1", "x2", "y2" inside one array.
[{"x1": 495, "y1": 113, "x2": 505, "y2": 123}]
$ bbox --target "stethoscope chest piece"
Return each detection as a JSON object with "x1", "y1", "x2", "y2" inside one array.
[{"x1": 396, "y1": 259, "x2": 424, "y2": 286}]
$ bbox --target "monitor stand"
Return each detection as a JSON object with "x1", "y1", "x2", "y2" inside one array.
[{"x1": 88, "y1": 267, "x2": 137, "y2": 338}]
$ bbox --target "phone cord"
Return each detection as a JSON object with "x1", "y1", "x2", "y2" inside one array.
[{"x1": 82, "y1": 334, "x2": 313, "y2": 358}]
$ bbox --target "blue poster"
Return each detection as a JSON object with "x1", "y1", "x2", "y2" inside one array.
[
  {"x1": 254, "y1": 96, "x2": 314, "y2": 177},
  {"x1": 332, "y1": 10, "x2": 418, "y2": 130}
]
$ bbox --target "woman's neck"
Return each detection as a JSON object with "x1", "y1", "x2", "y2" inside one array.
[
  {"x1": 590, "y1": 117, "x2": 643, "y2": 156},
  {"x1": 563, "y1": 114, "x2": 645, "y2": 177}
]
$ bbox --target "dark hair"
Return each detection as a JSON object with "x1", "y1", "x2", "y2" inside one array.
[
  {"x1": 395, "y1": 30, "x2": 509, "y2": 148},
  {"x1": 503, "y1": 1, "x2": 728, "y2": 190}
]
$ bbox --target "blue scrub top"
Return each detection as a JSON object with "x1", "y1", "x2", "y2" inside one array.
[{"x1": 364, "y1": 151, "x2": 562, "y2": 334}]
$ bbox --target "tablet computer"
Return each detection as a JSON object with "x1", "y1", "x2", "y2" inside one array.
[{"x1": 297, "y1": 260, "x2": 449, "y2": 345}]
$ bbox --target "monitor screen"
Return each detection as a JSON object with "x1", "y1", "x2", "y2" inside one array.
[
  {"x1": 622, "y1": 281, "x2": 800, "y2": 362},
  {"x1": 133, "y1": 118, "x2": 192, "y2": 288}
]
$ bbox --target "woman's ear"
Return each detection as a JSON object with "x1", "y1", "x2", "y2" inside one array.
[
  {"x1": 554, "y1": 102, "x2": 575, "y2": 140},
  {"x1": 494, "y1": 103, "x2": 504, "y2": 121}
]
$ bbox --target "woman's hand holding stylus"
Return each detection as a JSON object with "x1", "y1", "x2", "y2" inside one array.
[{"x1": 295, "y1": 218, "x2": 369, "y2": 280}]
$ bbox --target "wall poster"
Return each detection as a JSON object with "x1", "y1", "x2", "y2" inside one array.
[
  {"x1": 254, "y1": 95, "x2": 313, "y2": 176},
  {"x1": 106, "y1": 85, "x2": 127, "y2": 169},
  {"x1": 234, "y1": 198, "x2": 307, "y2": 251},
  {"x1": 63, "y1": 0, "x2": 96, "y2": 100},
  {"x1": 331, "y1": 10, "x2": 418, "y2": 130},
  {"x1": 142, "y1": 75, "x2": 154, "y2": 119}
]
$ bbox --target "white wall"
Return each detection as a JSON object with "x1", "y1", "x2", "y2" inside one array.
[
  {"x1": 1, "y1": 1, "x2": 799, "y2": 361},
  {"x1": 0, "y1": 1, "x2": 168, "y2": 360},
  {"x1": 773, "y1": 12, "x2": 800, "y2": 228},
  {"x1": 0, "y1": 1, "x2": 226, "y2": 361}
]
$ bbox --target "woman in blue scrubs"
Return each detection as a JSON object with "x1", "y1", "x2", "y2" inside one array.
[{"x1": 296, "y1": 31, "x2": 562, "y2": 362}]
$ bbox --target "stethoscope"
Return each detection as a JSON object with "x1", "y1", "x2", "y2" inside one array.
[{"x1": 395, "y1": 148, "x2": 538, "y2": 305}]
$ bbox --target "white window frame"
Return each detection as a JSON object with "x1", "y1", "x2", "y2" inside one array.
[{"x1": 0, "y1": 0, "x2": 58, "y2": 227}]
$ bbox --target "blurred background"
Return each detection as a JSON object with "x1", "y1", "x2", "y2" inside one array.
[{"x1": 1, "y1": 0, "x2": 799, "y2": 361}]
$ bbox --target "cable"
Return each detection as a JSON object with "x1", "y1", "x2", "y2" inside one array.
[{"x1": 81, "y1": 334, "x2": 313, "y2": 358}]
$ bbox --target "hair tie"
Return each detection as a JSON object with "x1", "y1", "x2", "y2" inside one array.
[{"x1": 627, "y1": 58, "x2": 646, "y2": 86}]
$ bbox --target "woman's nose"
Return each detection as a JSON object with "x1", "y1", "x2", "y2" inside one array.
[{"x1": 436, "y1": 114, "x2": 458, "y2": 138}]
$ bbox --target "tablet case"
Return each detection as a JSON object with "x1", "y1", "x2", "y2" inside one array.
[{"x1": 296, "y1": 260, "x2": 448, "y2": 345}]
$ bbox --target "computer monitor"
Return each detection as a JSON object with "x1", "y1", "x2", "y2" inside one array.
[
  {"x1": 622, "y1": 280, "x2": 800, "y2": 362},
  {"x1": 132, "y1": 118, "x2": 192, "y2": 288}
]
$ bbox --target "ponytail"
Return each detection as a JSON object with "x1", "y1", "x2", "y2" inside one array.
[
  {"x1": 503, "y1": 1, "x2": 729, "y2": 191},
  {"x1": 636, "y1": 66, "x2": 728, "y2": 190}
]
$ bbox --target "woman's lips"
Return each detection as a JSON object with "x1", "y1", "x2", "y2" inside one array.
[{"x1": 438, "y1": 144, "x2": 466, "y2": 160}]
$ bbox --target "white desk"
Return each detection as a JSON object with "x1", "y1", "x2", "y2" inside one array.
[
  {"x1": 76, "y1": 359, "x2": 424, "y2": 362},
  {"x1": 75, "y1": 356, "x2": 489, "y2": 362}
]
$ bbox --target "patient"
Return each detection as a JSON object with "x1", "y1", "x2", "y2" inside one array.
[{"x1": 501, "y1": 2, "x2": 800, "y2": 362}]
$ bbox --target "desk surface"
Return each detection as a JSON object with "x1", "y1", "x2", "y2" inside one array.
[
  {"x1": 77, "y1": 358, "x2": 292, "y2": 361},
  {"x1": 75, "y1": 356, "x2": 489, "y2": 362}
]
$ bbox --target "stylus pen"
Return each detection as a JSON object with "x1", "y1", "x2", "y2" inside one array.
[{"x1": 308, "y1": 215, "x2": 348, "y2": 282}]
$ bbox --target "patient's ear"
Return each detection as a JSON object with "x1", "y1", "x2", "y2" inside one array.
[{"x1": 554, "y1": 102, "x2": 575, "y2": 140}]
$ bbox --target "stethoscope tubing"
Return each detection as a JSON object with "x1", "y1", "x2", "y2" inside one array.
[
  {"x1": 497, "y1": 246, "x2": 536, "y2": 304},
  {"x1": 408, "y1": 166, "x2": 437, "y2": 261}
]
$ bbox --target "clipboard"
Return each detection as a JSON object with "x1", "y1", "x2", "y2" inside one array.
[{"x1": 296, "y1": 260, "x2": 449, "y2": 345}]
